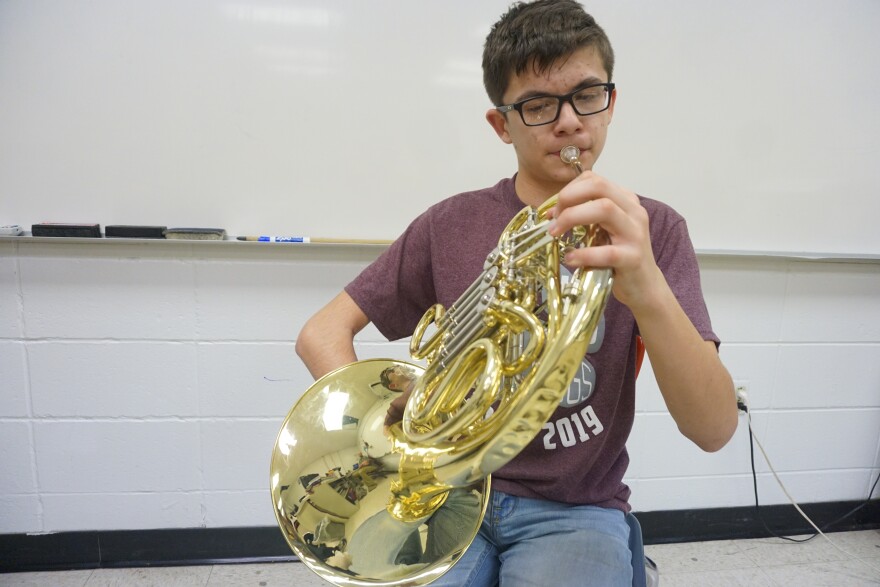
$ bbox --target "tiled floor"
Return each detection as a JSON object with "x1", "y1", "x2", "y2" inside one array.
[
  {"x1": 1, "y1": 530, "x2": 878, "y2": 586},
  {"x1": 645, "y1": 529, "x2": 880, "y2": 586}
]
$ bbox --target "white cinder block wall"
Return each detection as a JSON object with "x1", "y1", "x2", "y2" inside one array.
[{"x1": 1, "y1": 240, "x2": 878, "y2": 534}]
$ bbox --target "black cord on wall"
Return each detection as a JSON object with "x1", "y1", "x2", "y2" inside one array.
[{"x1": 743, "y1": 403, "x2": 880, "y2": 542}]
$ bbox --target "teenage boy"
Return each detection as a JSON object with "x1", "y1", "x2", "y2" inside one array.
[{"x1": 296, "y1": 1, "x2": 737, "y2": 585}]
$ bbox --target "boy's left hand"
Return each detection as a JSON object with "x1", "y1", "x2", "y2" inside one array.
[{"x1": 549, "y1": 170, "x2": 665, "y2": 312}]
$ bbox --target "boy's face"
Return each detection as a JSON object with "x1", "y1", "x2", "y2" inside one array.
[
  {"x1": 385, "y1": 366, "x2": 413, "y2": 391},
  {"x1": 486, "y1": 46, "x2": 616, "y2": 200}
]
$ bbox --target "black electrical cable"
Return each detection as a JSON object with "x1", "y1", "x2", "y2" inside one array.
[{"x1": 744, "y1": 404, "x2": 880, "y2": 542}]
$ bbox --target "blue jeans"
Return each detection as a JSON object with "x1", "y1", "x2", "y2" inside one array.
[{"x1": 431, "y1": 490, "x2": 632, "y2": 587}]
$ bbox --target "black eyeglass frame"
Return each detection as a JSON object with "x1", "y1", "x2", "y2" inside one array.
[{"x1": 496, "y1": 82, "x2": 616, "y2": 127}]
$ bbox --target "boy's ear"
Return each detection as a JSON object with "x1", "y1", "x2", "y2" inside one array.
[
  {"x1": 607, "y1": 87, "x2": 617, "y2": 121},
  {"x1": 486, "y1": 108, "x2": 512, "y2": 144}
]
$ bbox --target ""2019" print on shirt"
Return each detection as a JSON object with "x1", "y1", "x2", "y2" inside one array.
[{"x1": 541, "y1": 405, "x2": 604, "y2": 449}]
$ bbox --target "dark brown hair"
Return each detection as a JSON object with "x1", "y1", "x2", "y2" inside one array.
[{"x1": 483, "y1": 0, "x2": 615, "y2": 105}]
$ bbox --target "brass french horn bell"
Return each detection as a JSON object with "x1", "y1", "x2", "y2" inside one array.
[{"x1": 271, "y1": 146, "x2": 613, "y2": 585}]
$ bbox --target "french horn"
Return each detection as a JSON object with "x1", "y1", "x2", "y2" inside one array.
[{"x1": 271, "y1": 146, "x2": 613, "y2": 586}]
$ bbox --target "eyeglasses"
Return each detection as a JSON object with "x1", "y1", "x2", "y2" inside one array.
[{"x1": 496, "y1": 82, "x2": 615, "y2": 127}]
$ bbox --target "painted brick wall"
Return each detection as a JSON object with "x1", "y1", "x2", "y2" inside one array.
[
  {"x1": 1, "y1": 241, "x2": 878, "y2": 533},
  {"x1": 629, "y1": 256, "x2": 880, "y2": 512}
]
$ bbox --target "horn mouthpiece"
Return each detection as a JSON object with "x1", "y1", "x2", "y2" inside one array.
[
  {"x1": 560, "y1": 145, "x2": 580, "y2": 164},
  {"x1": 560, "y1": 145, "x2": 584, "y2": 174}
]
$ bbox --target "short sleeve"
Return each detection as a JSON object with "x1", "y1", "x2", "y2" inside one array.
[
  {"x1": 645, "y1": 199, "x2": 719, "y2": 346},
  {"x1": 345, "y1": 211, "x2": 437, "y2": 341}
]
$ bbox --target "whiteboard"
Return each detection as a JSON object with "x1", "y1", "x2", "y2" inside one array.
[{"x1": 1, "y1": 0, "x2": 878, "y2": 254}]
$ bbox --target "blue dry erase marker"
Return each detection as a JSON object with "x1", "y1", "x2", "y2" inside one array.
[{"x1": 237, "y1": 236, "x2": 310, "y2": 243}]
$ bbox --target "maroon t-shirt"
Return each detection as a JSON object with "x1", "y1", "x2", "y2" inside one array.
[{"x1": 345, "y1": 176, "x2": 718, "y2": 512}]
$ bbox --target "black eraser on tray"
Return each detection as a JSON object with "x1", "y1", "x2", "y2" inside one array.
[
  {"x1": 31, "y1": 223, "x2": 102, "y2": 238},
  {"x1": 105, "y1": 225, "x2": 167, "y2": 239},
  {"x1": 164, "y1": 227, "x2": 227, "y2": 240}
]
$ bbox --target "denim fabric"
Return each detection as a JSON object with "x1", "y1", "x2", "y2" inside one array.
[{"x1": 431, "y1": 490, "x2": 632, "y2": 587}]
